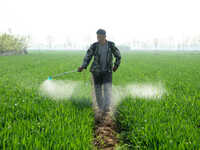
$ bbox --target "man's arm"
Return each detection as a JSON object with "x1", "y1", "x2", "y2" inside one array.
[
  {"x1": 111, "y1": 42, "x2": 121, "y2": 68},
  {"x1": 81, "y1": 43, "x2": 95, "y2": 69}
]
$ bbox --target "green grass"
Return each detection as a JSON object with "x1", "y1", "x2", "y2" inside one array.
[
  {"x1": 0, "y1": 51, "x2": 95, "y2": 149},
  {"x1": 114, "y1": 51, "x2": 200, "y2": 149},
  {"x1": 1, "y1": 50, "x2": 200, "y2": 149}
]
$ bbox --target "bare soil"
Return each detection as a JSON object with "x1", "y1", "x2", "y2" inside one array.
[{"x1": 93, "y1": 109, "x2": 119, "y2": 150}]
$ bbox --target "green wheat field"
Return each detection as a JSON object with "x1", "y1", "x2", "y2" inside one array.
[{"x1": 1, "y1": 50, "x2": 200, "y2": 150}]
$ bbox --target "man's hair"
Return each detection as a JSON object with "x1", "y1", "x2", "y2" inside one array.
[{"x1": 96, "y1": 29, "x2": 106, "y2": 35}]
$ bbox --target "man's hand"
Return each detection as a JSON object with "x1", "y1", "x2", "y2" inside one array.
[
  {"x1": 77, "y1": 66, "x2": 84, "y2": 72},
  {"x1": 112, "y1": 66, "x2": 118, "y2": 72}
]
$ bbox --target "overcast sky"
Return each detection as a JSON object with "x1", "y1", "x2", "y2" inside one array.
[{"x1": 1, "y1": 0, "x2": 200, "y2": 47}]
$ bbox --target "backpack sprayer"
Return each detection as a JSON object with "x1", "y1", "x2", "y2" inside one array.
[{"x1": 48, "y1": 70, "x2": 78, "y2": 80}]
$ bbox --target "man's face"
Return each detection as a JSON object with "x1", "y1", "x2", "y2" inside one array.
[{"x1": 97, "y1": 34, "x2": 106, "y2": 43}]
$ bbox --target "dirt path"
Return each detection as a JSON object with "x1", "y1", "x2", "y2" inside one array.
[
  {"x1": 93, "y1": 110, "x2": 119, "y2": 150},
  {"x1": 90, "y1": 75, "x2": 119, "y2": 150}
]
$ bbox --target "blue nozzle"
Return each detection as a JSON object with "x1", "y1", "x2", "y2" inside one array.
[{"x1": 48, "y1": 76, "x2": 52, "y2": 80}]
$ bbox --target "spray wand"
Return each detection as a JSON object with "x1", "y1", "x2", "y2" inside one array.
[{"x1": 48, "y1": 70, "x2": 77, "y2": 80}]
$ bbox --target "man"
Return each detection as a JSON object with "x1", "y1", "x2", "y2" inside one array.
[{"x1": 77, "y1": 29, "x2": 121, "y2": 116}]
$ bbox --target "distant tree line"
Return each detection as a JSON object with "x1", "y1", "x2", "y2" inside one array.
[
  {"x1": 117, "y1": 44, "x2": 131, "y2": 51},
  {"x1": 0, "y1": 33, "x2": 29, "y2": 55}
]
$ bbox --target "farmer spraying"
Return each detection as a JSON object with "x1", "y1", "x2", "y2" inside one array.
[{"x1": 77, "y1": 29, "x2": 121, "y2": 117}]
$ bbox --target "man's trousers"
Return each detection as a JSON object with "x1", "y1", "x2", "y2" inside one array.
[{"x1": 91, "y1": 71, "x2": 112, "y2": 112}]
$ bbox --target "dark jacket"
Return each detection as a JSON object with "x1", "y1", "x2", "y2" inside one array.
[{"x1": 81, "y1": 40, "x2": 121, "y2": 73}]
